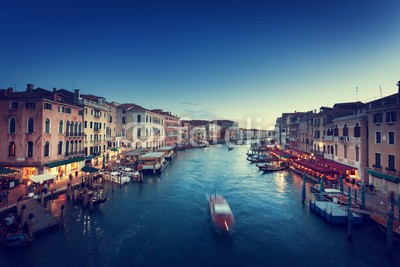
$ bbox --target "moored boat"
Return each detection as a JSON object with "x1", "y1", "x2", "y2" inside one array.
[
  {"x1": 0, "y1": 232, "x2": 32, "y2": 248},
  {"x1": 209, "y1": 195, "x2": 235, "y2": 232},
  {"x1": 157, "y1": 145, "x2": 176, "y2": 160},
  {"x1": 139, "y1": 152, "x2": 169, "y2": 174}
]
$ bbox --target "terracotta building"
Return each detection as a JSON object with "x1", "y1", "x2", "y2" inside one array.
[{"x1": 0, "y1": 84, "x2": 84, "y2": 183}]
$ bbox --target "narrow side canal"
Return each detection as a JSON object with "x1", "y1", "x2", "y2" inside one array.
[{"x1": 1, "y1": 144, "x2": 399, "y2": 267}]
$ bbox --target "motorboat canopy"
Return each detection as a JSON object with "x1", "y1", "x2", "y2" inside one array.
[{"x1": 214, "y1": 203, "x2": 232, "y2": 215}]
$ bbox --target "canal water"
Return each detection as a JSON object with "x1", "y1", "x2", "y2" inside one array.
[{"x1": 1, "y1": 144, "x2": 399, "y2": 267}]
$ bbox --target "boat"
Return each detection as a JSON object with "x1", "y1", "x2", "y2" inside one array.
[
  {"x1": 309, "y1": 199, "x2": 363, "y2": 224},
  {"x1": 0, "y1": 232, "x2": 32, "y2": 248},
  {"x1": 209, "y1": 195, "x2": 235, "y2": 232},
  {"x1": 139, "y1": 152, "x2": 169, "y2": 174},
  {"x1": 228, "y1": 146, "x2": 234, "y2": 151},
  {"x1": 247, "y1": 155, "x2": 274, "y2": 163},
  {"x1": 259, "y1": 163, "x2": 288, "y2": 173},
  {"x1": 109, "y1": 171, "x2": 131, "y2": 184},
  {"x1": 76, "y1": 187, "x2": 108, "y2": 205},
  {"x1": 157, "y1": 146, "x2": 176, "y2": 161}
]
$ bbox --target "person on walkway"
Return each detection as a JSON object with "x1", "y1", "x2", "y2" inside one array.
[
  {"x1": 43, "y1": 183, "x2": 48, "y2": 194},
  {"x1": 69, "y1": 173, "x2": 73, "y2": 182},
  {"x1": 75, "y1": 170, "x2": 78, "y2": 179}
]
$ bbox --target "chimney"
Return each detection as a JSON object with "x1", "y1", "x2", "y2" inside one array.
[
  {"x1": 53, "y1": 87, "x2": 57, "y2": 92},
  {"x1": 26, "y1": 83, "x2": 34, "y2": 91},
  {"x1": 6, "y1": 87, "x2": 13, "y2": 95},
  {"x1": 74, "y1": 89, "x2": 80, "y2": 104},
  {"x1": 397, "y1": 80, "x2": 400, "y2": 104}
]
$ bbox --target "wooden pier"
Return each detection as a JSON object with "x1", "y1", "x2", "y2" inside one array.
[{"x1": 21, "y1": 199, "x2": 60, "y2": 235}]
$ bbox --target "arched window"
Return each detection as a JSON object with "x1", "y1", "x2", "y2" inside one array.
[
  {"x1": 343, "y1": 124, "x2": 348, "y2": 137},
  {"x1": 27, "y1": 141, "x2": 33, "y2": 158},
  {"x1": 354, "y1": 123, "x2": 361, "y2": 137},
  {"x1": 74, "y1": 140, "x2": 78, "y2": 152},
  {"x1": 74, "y1": 122, "x2": 78, "y2": 136},
  {"x1": 79, "y1": 140, "x2": 82, "y2": 152},
  {"x1": 137, "y1": 115, "x2": 141, "y2": 123},
  {"x1": 45, "y1": 118, "x2": 51, "y2": 133},
  {"x1": 59, "y1": 120, "x2": 64, "y2": 134},
  {"x1": 78, "y1": 123, "x2": 82, "y2": 135},
  {"x1": 122, "y1": 116, "x2": 126, "y2": 124},
  {"x1": 8, "y1": 142, "x2": 16, "y2": 157},
  {"x1": 44, "y1": 141, "x2": 50, "y2": 157},
  {"x1": 65, "y1": 141, "x2": 69, "y2": 155},
  {"x1": 333, "y1": 125, "x2": 339, "y2": 137},
  {"x1": 137, "y1": 128, "x2": 141, "y2": 137},
  {"x1": 27, "y1": 118, "x2": 34, "y2": 134},
  {"x1": 121, "y1": 129, "x2": 125, "y2": 136},
  {"x1": 69, "y1": 121, "x2": 74, "y2": 135},
  {"x1": 58, "y1": 141, "x2": 63, "y2": 155},
  {"x1": 9, "y1": 117, "x2": 16, "y2": 133},
  {"x1": 66, "y1": 121, "x2": 70, "y2": 135},
  {"x1": 70, "y1": 140, "x2": 74, "y2": 153}
]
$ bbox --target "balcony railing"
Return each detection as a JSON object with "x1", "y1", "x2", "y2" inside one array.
[
  {"x1": 324, "y1": 136, "x2": 333, "y2": 141},
  {"x1": 66, "y1": 132, "x2": 85, "y2": 137}
]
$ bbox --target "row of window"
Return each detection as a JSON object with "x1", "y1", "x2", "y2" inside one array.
[
  {"x1": 120, "y1": 114, "x2": 164, "y2": 125},
  {"x1": 8, "y1": 140, "x2": 83, "y2": 158},
  {"x1": 120, "y1": 127, "x2": 164, "y2": 137},
  {"x1": 8, "y1": 117, "x2": 82, "y2": 135},
  {"x1": 375, "y1": 131, "x2": 395, "y2": 145},
  {"x1": 374, "y1": 153, "x2": 396, "y2": 171},
  {"x1": 373, "y1": 111, "x2": 396, "y2": 124}
]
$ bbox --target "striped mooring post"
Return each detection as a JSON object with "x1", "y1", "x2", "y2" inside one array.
[
  {"x1": 386, "y1": 209, "x2": 394, "y2": 257},
  {"x1": 347, "y1": 193, "x2": 353, "y2": 240},
  {"x1": 301, "y1": 175, "x2": 306, "y2": 204}
]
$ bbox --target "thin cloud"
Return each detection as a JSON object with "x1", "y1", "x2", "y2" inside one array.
[{"x1": 180, "y1": 101, "x2": 200, "y2": 106}]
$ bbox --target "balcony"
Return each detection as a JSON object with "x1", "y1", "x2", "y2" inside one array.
[
  {"x1": 324, "y1": 136, "x2": 333, "y2": 141},
  {"x1": 66, "y1": 132, "x2": 85, "y2": 137},
  {"x1": 338, "y1": 136, "x2": 349, "y2": 142}
]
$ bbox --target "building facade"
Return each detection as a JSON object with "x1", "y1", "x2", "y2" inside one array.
[
  {"x1": 0, "y1": 84, "x2": 85, "y2": 182},
  {"x1": 366, "y1": 86, "x2": 400, "y2": 194},
  {"x1": 117, "y1": 103, "x2": 165, "y2": 150}
]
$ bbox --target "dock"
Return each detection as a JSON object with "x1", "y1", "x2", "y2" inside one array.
[
  {"x1": 21, "y1": 199, "x2": 60, "y2": 235},
  {"x1": 310, "y1": 200, "x2": 363, "y2": 224}
]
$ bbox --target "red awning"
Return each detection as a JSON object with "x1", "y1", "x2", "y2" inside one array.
[
  {"x1": 294, "y1": 160, "x2": 341, "y2": 175},
  {"x1": 271, "y1": 149, "x2": 298, "y2": 159},
  {"x1": 315, "y1": 157, "x2": 356, "y2": 174}
]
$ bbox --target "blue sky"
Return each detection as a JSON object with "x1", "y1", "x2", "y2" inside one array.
[{"x1": 1, "y1": 0, "x2": 399, "y2": 128}]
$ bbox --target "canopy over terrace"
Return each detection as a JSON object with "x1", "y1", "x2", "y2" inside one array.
[
  {"x1": 315, "y1": 157, "x2": 356, "y2": 174},
  {"x1": 81, "y1": 166, "x2": 100, "y2": 173},
  {"x1": 0, "y1": 166, "x2": 19, "y2": 177},
  {"x1": 293, "y1": 160, "x2": 340, "y2": 180},
  {"x1": 29, "y1": 173, "x2": 56, "y2": 183}
]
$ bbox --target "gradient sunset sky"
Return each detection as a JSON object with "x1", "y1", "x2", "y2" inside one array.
[{"x1": 1, "y1": 0, "x2": 399, "y2": 129}]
